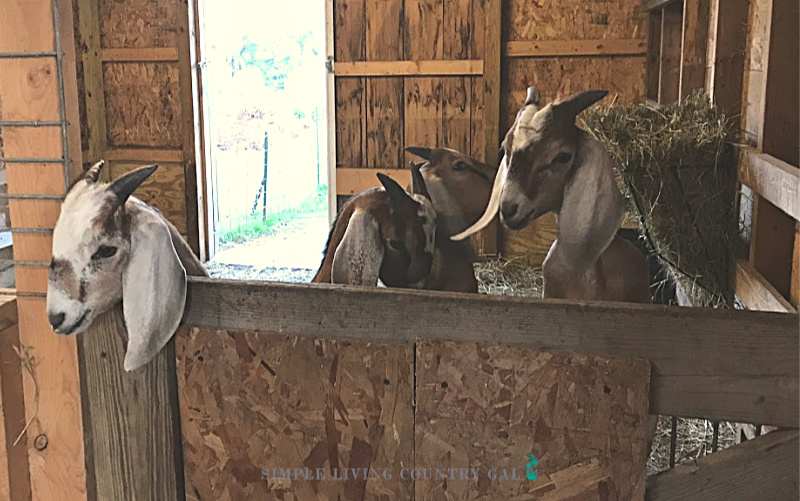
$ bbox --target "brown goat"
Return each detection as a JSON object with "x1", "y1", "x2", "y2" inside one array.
[
  {"x1": 404, "y1": 146, "x2": 497, "y2": 293},
  {"x1": 312, "y1": 168, "x2": 436, "y2": 287}
]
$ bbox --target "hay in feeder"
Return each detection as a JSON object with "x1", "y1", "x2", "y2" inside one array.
[
  {"x1": 582, "y1": 92, "x2": 740, "y2": 308},
  {"x1": 474, "y1": 258, "x2": 543, "y2": 297}
]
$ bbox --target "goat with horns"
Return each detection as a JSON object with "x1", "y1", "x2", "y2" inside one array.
[
  {"x1": 46, "y1": 161, "x2": 207, "y2": 372},
  {"x1": 452, "y1": 87, "x2": 651, "y2": 303}
]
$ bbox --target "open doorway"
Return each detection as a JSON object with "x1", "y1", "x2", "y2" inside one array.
[{"x1": 198, "y1": 0, "x2": 330, "y2": 282}]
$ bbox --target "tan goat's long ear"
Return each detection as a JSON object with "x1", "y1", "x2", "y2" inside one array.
[
  {"x1": 450, "y1": 154, "x2": 508, "y2": 241},
  {"x1": 121, "y1": 210, "x2": 187, "y2": 372},
  {"x1": 332, "y1": 210, "x2": 384, "y2": 285},
  {"x1": 557, "y1": 134, "x2": 624, "y2": 275}
]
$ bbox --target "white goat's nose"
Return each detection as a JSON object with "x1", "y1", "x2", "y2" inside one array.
[{"x1": 48, "y1": 311, "x2": 66, "y2": 329}]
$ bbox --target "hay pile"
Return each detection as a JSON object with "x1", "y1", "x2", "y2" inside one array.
[
  {"x1": 474, "y1": 258, "x2": 543, "y2": 297},
  {"x1": 583, "y1": 93, "x2": 739, "y2": 307}
]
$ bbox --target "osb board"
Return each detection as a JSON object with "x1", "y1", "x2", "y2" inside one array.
[
  {"x1": 108, "y1": 161, "x2": 187, "y2": 237},
  {"x1": 102, "y1": 62, "x2": 182, "y2": 149},
  {"x1": 99, "y1": 0, "x2": 177, "y2": 48},
  {"x1": 415, "y1": 341, "x2": 650, "y2": 500},
  {"x1": 501, "y1": 57, "x2": 645, "y2": 261},
  {"x1": 177, "y1": 329, "x2": 414, "y2": 500},
  {"x1": 506, "y1": 0, "x2": 646, "y2": 42}
]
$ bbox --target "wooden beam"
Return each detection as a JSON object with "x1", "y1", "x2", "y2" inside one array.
[
  {"x1": 101, "y1": 48, "x2": 179, "y2": 62},
  {"x1": 78, "y1": 305, "x2": 184, "y2": 500},
  {"x1": 734, "y1": 259, "x2": 796, "y2": 313},
  {"x1": 659, "y1": 3, "x2": 684, "y2": 104},
  {"x1": 645, "y1": 0, "x2": 682, "y2": 11},
  {"x1": 182, "y1": 277, "x2": 800, "y2": 428},
  {"x1": 504, "y1": 39, "x2": 646, "y2": 58},
  {"x1": 334, "y1": 60, "x2": 483, "y2": 77},
  {"x1": 645, "y1": 10, "x2": 663, "y2": 101},
  {"x1": 335, "y1": 168, "x2": 410, "y2": 195},
  {"x1": 739, "y1": 149, "x2": 800, "y2": 221},
  {"x1": 482, "y1": 0, "x2": 502, "y2": 256},
  {"x1": 679, "y1": 0, "x2": 710, "y2": 99},
  {"x1": 104, "y1": 148, "x2": 184, "y2": 163},
  {"x1": 645, "y1": 429, "x2": 799, "y2": 500},
  {"x1": 708, "y1": 0, "x2": 748, "y2": 131},
  {"x1": 77, "y1": 0, "x2": 109, "y2": 176}
]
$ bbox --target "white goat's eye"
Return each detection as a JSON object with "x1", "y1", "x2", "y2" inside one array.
[{"x1": 92, "y1": 245, "x2": 118, "y2": 260}]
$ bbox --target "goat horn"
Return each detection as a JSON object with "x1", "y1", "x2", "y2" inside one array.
[
  {"x1": 109, "y1": 164, "x2": 158, "y2": 205},
  {"x1": 404, "y1": 146, "x2": 432, "y2": 160},
  {"x1": 525, "y1": 86, "x2": 541, "y2": 106},
  {"x1": 85, "y1": 160, "x2": 105, "y2": 184},
  {"x1": 450, "y1": 155, "x2": 508, "y2": 241},
  {"x1": 410, "y1": 163, "x2": 431, "y2": 201},
  {"x1": 554, "y1": 89, "x2": 609, "y2": 120}
]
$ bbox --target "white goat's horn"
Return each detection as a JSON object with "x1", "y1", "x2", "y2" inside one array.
[
  {"x1": 450, "y1": 155, "x2": 508, "y2": 241},
  {"x1": 85, "y1": 160, "x2": 105, "y2": 184}
]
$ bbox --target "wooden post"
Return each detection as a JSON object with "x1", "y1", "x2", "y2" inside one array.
[
  {"x1": 479, "y1": 0, "x2": 502, "y2": 256},
  {"x1": 0, "y1": 0, "x2": 87, "y2": 498},
  {"x1": 77, "y1": 0, "x2": 108, "y2": 178},
  {"x1": 679, "y1": 0, "x2": 710, "y2": 99}
]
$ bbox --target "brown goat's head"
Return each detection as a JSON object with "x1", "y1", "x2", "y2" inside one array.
[
  {"x1": 331, "y1": 166, "x2": 436, "y2": 287},
  {"x1": 404, "y1": 147, "x2": 496, "y2": 237}
]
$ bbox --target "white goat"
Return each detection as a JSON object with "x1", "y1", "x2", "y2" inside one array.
[
  {"x1": 46, "y1": 160, "x2": 206, "y2": 372},
  {"x1": 452, "y1": 87, "x2": 651, "y2": 303}
]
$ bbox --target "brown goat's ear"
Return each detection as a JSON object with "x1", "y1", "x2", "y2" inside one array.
[
  {"x1": 84, "y1": 160, "x2": 105, "y2": 184},
  {"x1": 377, "y1": 172, "x2": 414, "y2": 209},
  {"x1": 109, "y1": 164, "x2": 158, "y2": 205},
  {"x1": 404, "y1": 146, "x2": 432, "y2": 161},
  {"x1": 410, "y1": 163, "x2": 431, "y2": 201},
  {"x1": 553, "y1": 89, "x2": 608, "y2": 121}
]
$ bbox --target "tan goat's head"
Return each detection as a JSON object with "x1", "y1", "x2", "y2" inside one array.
[
  {"x1": 404, "y1": 146, "x2": 496, "y2": 237},
  {"x1": 331, "y1": 166, "x2": 436, "y2": 287},
  {"x1": 452, "y1": 88, "x2": 612, "y2": 240},
  {"x1": 46, "y1": 160, "x2": 187, "y2": 372}
]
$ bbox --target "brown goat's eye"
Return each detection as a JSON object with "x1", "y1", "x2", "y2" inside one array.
[
  {"x1": 388, "y1": 239, "x2": 403, "y2": 251},
  {"x1": 453, "y1": 161, "x2": 468, "y2": 171},
  {"x1": 553, "y1": 152, "x2": 572, "y2": 164},
  {"x1": 92, "y1": 245, "x2": 117, "y2": 260}
]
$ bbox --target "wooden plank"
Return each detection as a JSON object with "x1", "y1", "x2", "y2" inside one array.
[
  {"x1": 59, "y1": 0, "x2": 86, "y2": 186},
  {"x1": 793, "y1": 222, "x2": 800, "y2": 306},
  {"x1": 8, "y1": 200, "x2": 61, "y2": 230},
  {"x1": 741, "y1": 0, "x2": 772, "y2": 147},
  {"x1": 176, "y1": 0, "x2": 202, "y2": 258},
  {"x1": 645, "y1": 429, "x2": 799, "y2": 500},
  {"x1": 751, "y1": 196, "x2": 796, "y2": 301},
  {"x1": 0, "y1": 341, "x2": 7, "y2": 501},
  {"x1": 101, "y1": 47, "x2": 179, "y2": 62},
  {"x1": 659, "y1": 3, "x2": 683, "y2": 104},
  {"x1": 6, "y1": 164, "x2": 67, "y2": 196},
  {"x1": 0, "y1": 320, "x2": 32, "y2": 501},
  {"x1": 647, "y1": 11, "x2": 663, "y2": 101},
  {"x1": 105, "y1": 148, "x2": 184, "y2": 163},
  {"x1": 734, "y1": 259, "x2": 795, "y2": 313},
  {"x1": 15, "y1": 297, "x2": 85, "y2": 500},
  {"x1": 14, "y1": 265, "x2": 48, "y2": 295},
  {"x1": 77, "y1": 0, "x2": 109, "y2": 172},
  {"x1": 78, "y1": 305, "x2": 184, "y2": 500},
  {"x1": 10, "y1": 234, "x2": 52, "y2": 263},
  {"x1": 0, "y1": 59, "x2": 59, "y2": 122},
  {"x1": 505, "y1": 39, "x2": 647, "y2": 58},
  {"x1": 708, "y1": 0, "x2": 748, "y2": 131},
  {"x1": 0, "y1": 0, "x2": 53, "y2": 52},
  {"x1": 334, "y1": 78, "x2": 366, "y2": 169},
  {"x1": 645, "y1": 0, "x2": 681, "y2": 11},
  {"x1": 739, "y1": 149, "x2": 800, "y2": 221},
  {"x1": 761, "y1": 0, "x2": 799, "y2": 166},
  {"x1": 482, "y1": 0, "x2": 501, "y2": 256},
  {"x1": 416, "y1": 342, "x2": 650, "y2": 499},
  {"x1": 335, "y1": 60, "x2": 483, "y2": 76},
  {"x1": 183, "y1": 277, "x2": 800, "y2": 428},
  {"x1": 335, "y1": 168, "x2": 411, "y2": 195},
  {"x1": 679, "y1": 0, "x2": 710, "y2": 99}
]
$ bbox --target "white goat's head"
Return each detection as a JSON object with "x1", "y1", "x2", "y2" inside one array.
[
  {"x1": 46, "y1": 160, "x2": 187, "y2": 372},
  {"x1": 452, "y1": 88, "x2": 615, "y2": 240}
]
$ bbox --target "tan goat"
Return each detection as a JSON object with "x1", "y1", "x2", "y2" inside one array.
[
  {"x1": 452, "y1": 87, "x2": 651, "y2": 303},
  {"x1": 404, "y1": 146, "x2": 497, "y2": 292},
  {"x1": 312, "y1": 166, "x2": 437, "y2": 287}
]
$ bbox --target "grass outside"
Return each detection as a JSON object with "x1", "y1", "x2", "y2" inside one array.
[{"x1": 219, "y1": 184, "x2": 328, "y2": 245}]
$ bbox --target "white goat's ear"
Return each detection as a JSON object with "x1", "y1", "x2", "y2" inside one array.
[
  {"x1": 557, "y1": 134, "x2": 624, "y2": 274},
  {"x1": 332, "y1": 210, "x2": 384, "y2": 285},
  {"x1": 122, "y1": 210, "x2": 187, "y2": 371}
]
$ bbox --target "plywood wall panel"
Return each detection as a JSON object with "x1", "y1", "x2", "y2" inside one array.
[
  {"x1": 99, "y1": 0, "x2": 177, "y2": 48},
  {"x1": 469, "y1": 76, "x2": 485, "y2": 161},
  {"x1": 414, "y1": 341, "x2": 650, "y2": 499},
  {"x1": 334, "y1": 0, "x2": 366, "y2": 62},
  {"x1": 177, "y1": 329, "x2": 414, "y2": 500},
  {"x1": 0, "y1": 0, "x2": 55, "y2": 52},
  {"x1": 441, "y1": 77, "x2": 471, "y2": 153},
  {"x1": 102, "y1": 62, "x2": 182, "y2": 148},
  {"x1": 404, "y1": 78, "x2": 442, "y2": 153},
  {"x1": 506, "y1": 0, "x2": 646, "y2": 41},
  {"x1": 0, "y1": 60, "x2": 60, "y2": 122},
  {"x1": 335, "y1": 78, "x2": 366, "y2": 168}
]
